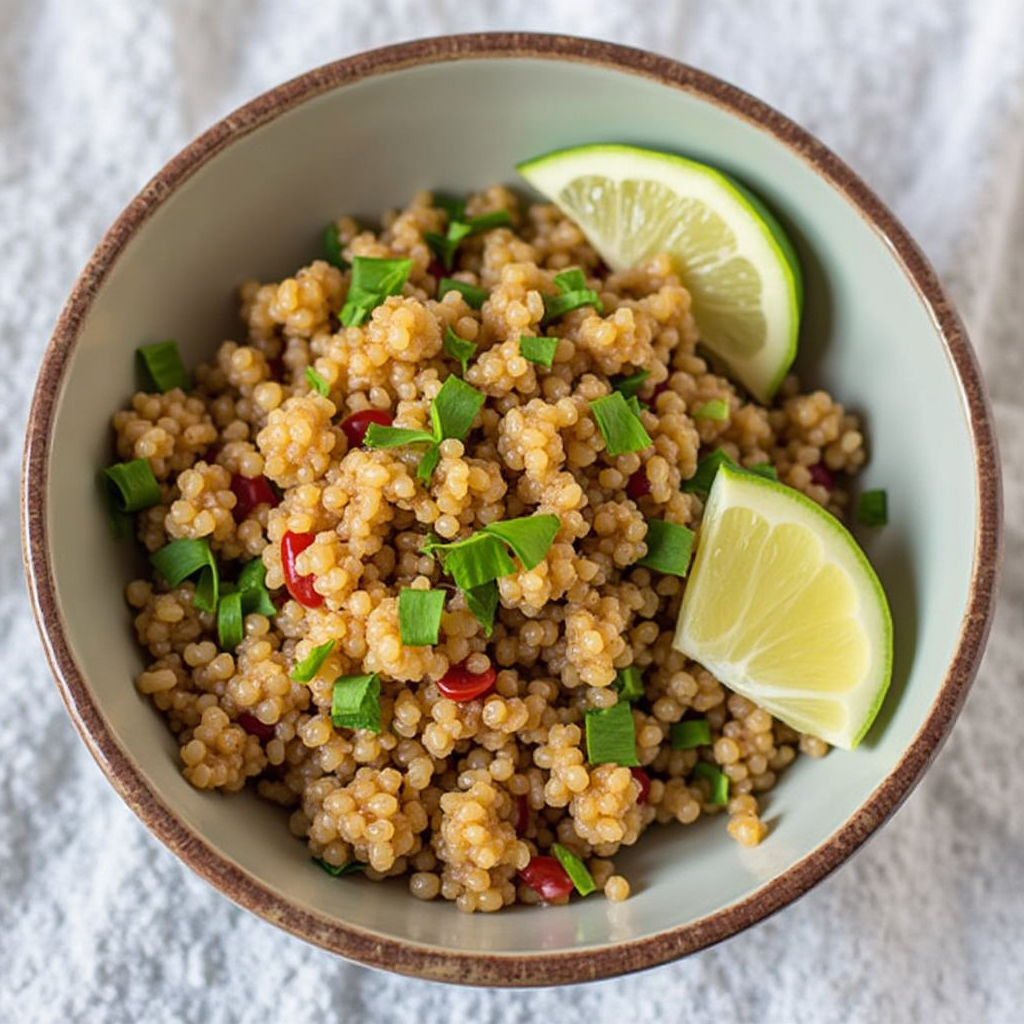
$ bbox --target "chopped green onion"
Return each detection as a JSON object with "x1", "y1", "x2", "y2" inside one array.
[
  {"x1": 416, "y1": 444, "x2": 441, "y2": 485},
  {"x1": 305, "y1": 366, "x2": 330, "y2": 397},
  {"x1": 856, "y1": 489, "x2": 888, "y2": 526},
  {"x1": 339, "y1": 256, "x2": 412, "y2": 327},
  {"x1": 438, "y1": 277, "x2": 487, "y2": 309},
  {"x1": 625, "y1": 395, "x2": 646, "y2": 418},
  {"x1": 464, "y1": 210, "x2": 512, "y2": 233},
  {"x1": 322, "y1": 222, "x2": 347, "y2": 269},
  {"x1": 551, "y1": 844, "x2": 596, "y2": 896},
  {"x1": 443, "y1": 326, "x2": 477, "y2": 375},
  {"x1": 671, "y1": 719, "x2": 711, "y2": 749},
  {"x1": 584, "y1": 701, "x2": 639, "y2": 766},
  {"x1": 694, "y1": 398, "x2": 729, "y2": 421},
  {"x1": 398, "y1": 588, "x2": 446, "y2": 646},
  {"x1": 331, "y1": 673, "x2": 381, "y2": 733},
  {"x1": 290, "y1": 640, "x2": 336, "y2": 682},
  {"x1": 102, "y1": 459, "x2": 161, "y2": 513},
  {"x1": 481, "y1": 515, "x2": 560, "y2": 571},
  {"x1": 464, "y1": 580, "x2": 499, "y2": 636},
  {"x1": 138, "y1": 340, "x2": 189, "y2": 392},
  {"x1": 590, "y1": 391, "x2": 653, "y2": 456},
  {"x1": 683, "y1": 448, "x2": 778, "y2": 496},
  {"x1": 518, "y1": 334, "x2": 558, "y2": 368},
  {"x1": 363, "y1": 424, "x2": 437, "y2": 449},
  {"x1": 313, "y1": 857, "x2": 367, "y2": 876},
  {"x1": 638, "y1": 519, "x2": 695, "y2": 577},
  {"x1": 425, "y1": 229, "x2": 463, "y2": 270},
  {"x1": 614, "y1": 666, "x2": 645, "y2": 702},
  {"x1": 236, "y1": 558, "x2": 276, "y2": 616},
  {"x1": 541, "y1": 268, "x2": 603, "y2": 325},
  {"x1": 430, "y1": 375, "x2": 485, "y2": 442},
  {"x1": 150, "y1": 538, "x2": 218, "y2": 613},
  {"x1": 611, "y1": 369, "x2": 650, "y2": 400},
  {"x1": 425, "y1": 532, "x2": 516, "y2": 591},
  {"x1": 746, "y1": 462, "x2": 778, "y2": 481},
  {"x1": 216, "y1": 590, "x2": 244, "y2": 650},
  {"x1": 692, "y1": 762, "x2": 729, "y2": 805}
]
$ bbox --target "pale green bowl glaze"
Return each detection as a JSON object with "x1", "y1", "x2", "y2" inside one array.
[{"x1": 22, "y1": 35, "x2": 1000, "y2": 986}]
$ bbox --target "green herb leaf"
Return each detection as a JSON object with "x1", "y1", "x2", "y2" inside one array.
[
  {"x1": 551, "y1": 844, "x2": 596, "y2": 896},
  {"x1": 464, "y1": 580, "x2": 499, "y2": 637},
  {"x1": 322, "y1": 222, "x2": 347, "y2": 269},
  {"x1": 425, "y1": 230, "x2": 460, "y2": 270},
  {"x1": 428, "y1": 210, "x2": 512, "y2": 270},
  {"x1": 398, "y1": 588, "x2": 446, "y2": 646},
  {"x1": 444, "y1": 326, "x2": 477, "y2": 375},
  {"x1": 216, "y1": 590, "x2": 244, "y2": 650},
  {"x1": 433, "y1": 195, "x2": 465, "y2": 221},
  {"x1": 692, "y1": 762, "x2": 729, "y2": 805},
  {"x1": 856, "y1": 488, "x2": 888, "y2": 526},
  {"x1": 102, "y1": 459, "x2": 161, "y2": 514},
  {"x1": 465, "y1": 210, "x2": 512, "y2": 233},
  {"x1": 480, "y1": 514, "x2": 560, "y2": 571},
  {"x1": 670, "y1": 719, "x2": 711, "y2": 749},
  {"x1": 237, "y1": 558, "x2": 276, "y2": 616},
  {"x1": 290, "y1": 640, "x2": 336, "y2": 682},
  {"x1": 614, "y1": 666, "x2": 645, "y2": 702},
  {"x1": 138, "y1": 340, "x2": 189, "y2": 393},
  {"x1": 313, "y1": 857, "x2": 367, "y2": 877},
  {"x1": 541, "y1": 268, "x2": 603, "y2": 325},
  {"x1": 425, "y1": 532, "x2": 516, "y2": 591},
  {"x1": 637, "y1": 519, "x2": 695, "y2": 577},
  {"x1": 584, "y1": 701, "x2": 639, "y2": 766},
  {"x1": 430, "y1": 375, "x2": 485, "y2": 442},
  {"x1": 339, "y1": 256, "x2": 412, "y2": 327},
  {"x1": 331, "y1": 673, "x2": 381, "y2": 733},
  {"x1": 416, "y1": 444, "x2": 441, "y2": 484},
  {"x1": 305, "y1": 365, "x2": 330, "y2": 397},
  {"x1": 611, "y1": 369, "x2": 650, "y2": 400},
  {"x1": 150, "y1": 538, "x2": 218, "y2": 613},
  {"x1": 746, "y1": 462, "x2": 778, "y2": 481},
  {"x1": 590, "y1": 391, "x2": 653, "y2": 456},
  {"x1": 518, "y1": 334, "x2": 558, "y2": 368},
  {"x1": 363, "y1": 424, "x2": 437, "y2": 449},
  {"x1": 693, "y1": 398, "x2": 729, "y2": 421},
  {"x1": 438, "y1": 277, "x2": 487, "y2": 309}
]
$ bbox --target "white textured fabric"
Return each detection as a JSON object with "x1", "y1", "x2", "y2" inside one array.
[{"x1": 2, "y1": 2, "x2": 1021, "y2": 1021}]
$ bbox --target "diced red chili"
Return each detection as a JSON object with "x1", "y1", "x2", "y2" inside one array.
[
  {"x1": 427, "y1": 258, "x2": 446, "y2": 282},
  {"x1": 808, "y1": 462, "x2": 835, "y2": 490},
  {"x1": 437, "y1": 661, "x2": 497, "y2": 702},
  {"x1": 519, "y1": 856, "x2": 575, "y2": 901},
  {"x1": 340, "y1": 409, "x2": 393, "y2": 449},
  {"x1": 626, "y1": 467, "x2": 651, "y2": 500},
  {"x1": 230, "y1": 473, "x2": 279, "y2": 522},
  {"x1": 238, "y1": 712, "x2": 274, "y2": 742},
  {"x1": 514, "y1": 794, "x2": 530, "y2": 837},
  {"x1": 281, "y1": 531, "x2": 324, "y2": 608},
  {"x1": 630, "y1": 766, "x2": 651, "y2": 805}
]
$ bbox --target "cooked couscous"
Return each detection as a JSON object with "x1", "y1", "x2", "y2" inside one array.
[{"x1": 107, "y1": 185, "x2": 865, "y2": 911}]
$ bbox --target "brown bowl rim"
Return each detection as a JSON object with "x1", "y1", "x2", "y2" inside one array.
[{"x1": 21, "y1": 32, "x2": 1002, "y2": 986}]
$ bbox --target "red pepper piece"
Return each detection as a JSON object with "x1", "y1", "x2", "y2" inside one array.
[
  {"x1": 519, "y1": 856, "x2": 575, "y2": 901},
  {"x1": 437, "y1": 661, "x2": 497, "y2": 702},
  {"x1": 230, "y1": 473, "x2": 279, "y2": 522},
  {"x1": 626, "y1": 467, "x2": 651, "y2": 500},
  {"x1": 514, "y1": 794, "x2": 530, "y2": 837},
  {"x1": 427, "y1": 258, "x2": 446, "y2": 282},
  {"x1": 340, "y1": 409, "x2": 393, "y2": 449},
  {"x1": 808, "y1": 462, "x2": 835, "y2": 490},
  {"x1": 281, "y1": 531, "x2": 324, "y2": 608},
  {"x1": 238, "y1": 712, "x2": 274, "y2": 742},
  {"x1": 630, "y1": 766, "x2": 651, "y2": 805}
]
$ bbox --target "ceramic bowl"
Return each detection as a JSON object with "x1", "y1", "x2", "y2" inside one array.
[{"x1": 22, "y1": 33, "x2": 1001, "y2": 985}]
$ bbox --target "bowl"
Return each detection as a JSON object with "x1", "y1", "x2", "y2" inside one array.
[{"x1": 22, "y1": 33, "x2": 1001, "y2": 985}]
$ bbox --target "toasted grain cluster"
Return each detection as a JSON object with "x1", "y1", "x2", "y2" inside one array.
[{"x1": 115, "y1": 185, "x2": 853, "y2": 912}]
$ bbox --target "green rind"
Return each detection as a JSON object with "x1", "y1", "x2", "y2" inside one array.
[
  {"x1": 684, "y1": 465, "x2": 893, "y2": 749},
  {"x1": 517, "y1": 143, "x2": 803, "y2": 403}
]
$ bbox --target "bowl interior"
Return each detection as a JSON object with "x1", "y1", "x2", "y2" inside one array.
[{"x1": 42, "y1": 53, "x2": 979, "y2": 958}]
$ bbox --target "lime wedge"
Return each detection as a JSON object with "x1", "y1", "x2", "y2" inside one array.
[
  {"x1": 672, "y1": 465, "x2": 892, "y2": 749},
  {"x1": 517, "y1": 144, "x2": 803, "y2": 404}
]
